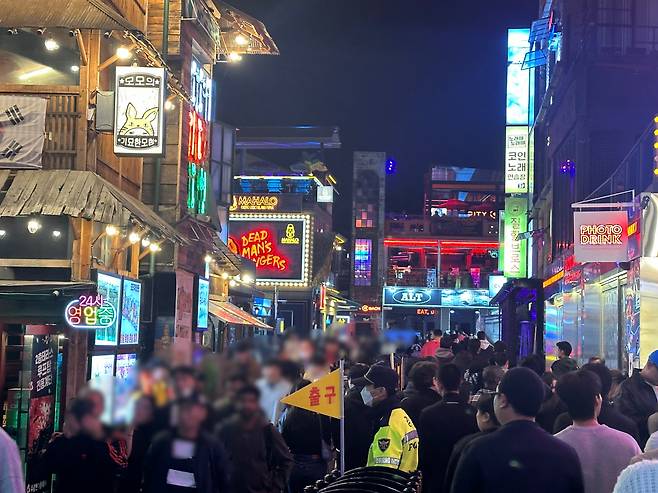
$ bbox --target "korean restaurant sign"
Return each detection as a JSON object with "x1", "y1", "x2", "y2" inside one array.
[
  {"x1": 503, "y1": 197, "x2": 528, "y2": 278},
  {"x1": 281, "y1": 368, "x2": 341, "y2": 418},
  {"x1": 114, "y1": 66, "x2": 166, "y2": 156},
  {"x1": 574, "y1": 211, "x2": 628, "y2": 263},
  {"x1": 505, "y1": 126, "x2": 529, "y2": 194}
]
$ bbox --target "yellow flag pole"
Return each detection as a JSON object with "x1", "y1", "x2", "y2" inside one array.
[{"x1": 339, "y1": 359, "x2": 345, "y2": 475}]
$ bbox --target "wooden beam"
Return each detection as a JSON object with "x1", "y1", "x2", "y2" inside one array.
[
  {"x1": 74, "y1": 29, "x2": 88, "y2": 66},
  {"x1": 0, "y1": 259, "x2": 71, "y2": 268}
]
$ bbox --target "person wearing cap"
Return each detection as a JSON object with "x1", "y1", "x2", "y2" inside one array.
[
  {"x1": 616, "y1": 350, "x2": 658, "y2": 447},
  {"x1": 143, "y1": 393, "x2": 229, "y2": 493},
  {"x1": 450, "y1": 367, "x2": 584, "y2": 493},
  {"x1": 362, "y1": 365, "x2": 419, "y2": 472}
]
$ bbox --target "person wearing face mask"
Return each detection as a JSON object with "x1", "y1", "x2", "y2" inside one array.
[
  {"x1": 342, "y1": 365, "x2": 376, "y2": 471},
  {"x1": 362, "y1": 365, "x2": 419, "y2": 473}
]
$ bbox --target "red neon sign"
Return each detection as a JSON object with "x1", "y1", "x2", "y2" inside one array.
[
  {"x1": 187, "y1": 109, "x2": 208, "y2": 163},
  {"x1": 228, "y1": 229, "x2": 289, "y2": 272},
  {"x1": 383, "y1": 239, "x2": 499, "y2": 249}
]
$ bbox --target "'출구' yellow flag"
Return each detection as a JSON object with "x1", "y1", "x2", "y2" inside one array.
[{"x1": 281, "y1": 368, "x2": 342, "y2": 418}]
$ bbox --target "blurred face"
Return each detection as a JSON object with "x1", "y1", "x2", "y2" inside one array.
[
  {"x1": 263, "y1": 365, "x2": 282, "y2": 385},
  {"x1": 87, "y1": 391, "x2": 104, "y2": 419},
  {"x1": 227, "y1": 378, "x2": 245, "y2": 397},
  {"x1": 175, "y1": 373, "x2": 197, "y2": 397},
  {"x1": 134, "y1": 397, "x2": 154, "y2": 426},
  {"x1": 298, "y1": 340, "x2": 315, "y2": 364},
  {"x1": 178, "y1": 403, "x2": 207, "y2": 432},
  {"x1": 556, "y1": 347, "x2": 567, "y2": 359},
  {"x1": 238, "y1": 393, "x2": 261, "y2": 418},
  {"x1": 79, "y1": 413, "x2": 103, "y2": 439}
]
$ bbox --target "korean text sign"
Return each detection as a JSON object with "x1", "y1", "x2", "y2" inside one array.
[
  {"x1": 505, "y1": 126, "x2": 529, "y2": 194},
  {"x1": 503, "y1": 198, "x2": 528, "y2": 278},
  {"x1": 114, "y1": 66, "x2": 166, "y2": 156},
  {"x1": 280, "y1": 369, "x2": 341, "y2": 418},
  {"x1": 574, "y1": 211, "x2": 628, "y2": 263}
]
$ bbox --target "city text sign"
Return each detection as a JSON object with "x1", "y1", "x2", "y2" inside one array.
[{"x1": 574, "y1": 211, "x2": 628, "y2": 263}]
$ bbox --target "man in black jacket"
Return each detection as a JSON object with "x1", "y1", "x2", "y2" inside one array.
[
  {"x1": 143, "y1": 393, "x2": 229, "y2": 493},
  {"x1": 551, "y1": 341, "x2": 579, "y2": 378},
  {"x1": 553, "y1": 363, "x2": 640, "y2": 444},
  {"x1": 401, "y1": 361, "x2": 440, "y2": 426},
  {"x1": 418, "y1": 364, "x2": 477, "y2": 492},
  {"x1": 450, "y1": 367, "x2": 584, "y2": 493},
  {"x1": 616, "y1": 350, "x2": 658, "y2": 447}
]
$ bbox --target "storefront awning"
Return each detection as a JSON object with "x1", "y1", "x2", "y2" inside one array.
[
  {"x1": 0, "y1": 170, "x2": 187, "y2": 245},
  {"x1": 0, "y1": 0, "x2": 139, "y2": 31},
  {"x1": 208, "y1": 300, "x2": 271, "y2": 329}
]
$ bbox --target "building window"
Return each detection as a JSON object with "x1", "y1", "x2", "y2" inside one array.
[{"x1": 354, "y1": 239, "x2": 372, "y2": 286}]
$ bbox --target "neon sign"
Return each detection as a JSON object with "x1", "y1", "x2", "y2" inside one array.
[
  {"x1": 230, "y1": 229, "x2": 289, "y2": 271},
  {"x1": 187, "y1": 109, "x2": 208, "y2": 164},
  {"x1": 230, "y1": 195, "x2": 279, "y2": 211},
  {"x1": 65, "y1": 294, "x2": 117, "y2": 330},
  {"x1": 579, "y1": 224, "x2": 623, "y2": 245},
  {"x1": 360, "y1": 304, "x2": 381, "y2": 313},
  {"x1": 573, "y1": 211, "x2": 628, "y2": 263},
  {"x1": 416, "y1": 308, "x2": 437, "y2": 316}
]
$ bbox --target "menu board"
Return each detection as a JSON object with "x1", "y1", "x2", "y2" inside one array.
[
  {"x1": 94, "y1": 272, "x2": 122, "y2": 346},
  {"x1": 120, "y1": 279, "x2": 141, "y2": 345}
]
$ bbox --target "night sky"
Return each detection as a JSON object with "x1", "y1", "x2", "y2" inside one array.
[{"x1": 217, "y1": 0, "x2": 537, "y2": 236}]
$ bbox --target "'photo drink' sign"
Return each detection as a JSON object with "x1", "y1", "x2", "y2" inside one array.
[
  {"x1": 574, "y1": 211, "x2": 629, "y2": 263},
  {"x1": 114, "y1": 66, "x2": 166, "y2": 156}
]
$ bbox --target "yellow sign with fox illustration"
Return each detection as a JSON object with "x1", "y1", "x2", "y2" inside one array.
[{"x1": 114, "y1": 66, "x2": 166, "y2": 156}]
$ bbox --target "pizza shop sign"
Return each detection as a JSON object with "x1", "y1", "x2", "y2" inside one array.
[{"x1": 574, "y1": 211, "x2": 628, "y2": 263}]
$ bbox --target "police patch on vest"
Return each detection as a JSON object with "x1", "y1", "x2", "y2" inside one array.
[{"x1": 378, "y1": 438, "x2": 391, "y2": 452}]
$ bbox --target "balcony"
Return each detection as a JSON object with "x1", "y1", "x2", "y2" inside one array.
[
  {"x1": 386, "y1": 213, "x2": 498, "y2": 239},
  {"x1": 386, "y1": 267, "x2": 499, "y2": 289}
]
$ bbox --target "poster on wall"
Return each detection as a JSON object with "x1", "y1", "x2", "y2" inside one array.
[
  {"x1": 175, "y1": 270, "x2": 194, "y2": 339},
  {"x1": 113, "y1": 66, "x2": 166, "y2": 156},
  {"x1": 503, "y1": 198, "x2": 528, "y2": 278},
  {"x1": 0, "y1": 95, "x2": 48, "y2": 169},
  {"x1": 197, "y1": 277, "x2": 209, "y2": 329},
  {"x1": 25, "y1": 334, "x2": 57, "y2": 493},
  {"x1": 228, "y1": 214, "x2": 312, "y2": 286},
  {"x1": 94, "y1": 272, "x2": 122, "y2": 346},
  {"x1": 573, "y1": 211, "x2": 628, "y2": 263},
  {"x1": 120, "y1": 278, "x2": 141, "y2": 345}
]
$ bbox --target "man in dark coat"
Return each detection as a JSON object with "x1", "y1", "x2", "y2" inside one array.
[
  {"x1": 551, "y1": 341, "x2": 579, "y2": 378},
  {"x1": 615, "y1": 350, "x2": 658, "y2": 447},
  {"x1": 553, "y1": 363, "x2": 640, "y2": 444},
  {"x1": 401, "y1": 361, "x2": 440, "y2": 426},
  {"x1": 418, "y1": 364, "x2": 477, "y2": 492},
  {"x1": 450, "y1": 367, "x2": 584, "y2": 493},
  {"x1": 143, "y1": 393, "x2": 229, "y2": 493}
]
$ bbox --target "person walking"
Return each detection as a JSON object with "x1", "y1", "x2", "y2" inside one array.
[
  {"x1": 361, "y1": 365, "x2": 419, "y2": 472},
  {"x1": 0, "y1": 427, "x2": 24, "y2": 493},
  {"x1": 218, "y1": 385, "x2": 293, "y2": 493},
  {"x1": 123, "y1": 395, "x2": 158, "y2": 493},
  {"x1": 551, "y1": 341, "x2": 579, "y2": 378},
  {"x1": 257, "y1": 360, "x2": 293, "y2": 425},
  {"x1": 343, "y1": 368, "x2": 376, "y2": 471},
  {"x1": 450, "y1": 367, "x2": 584, "y2": 493},
  {"x1": 281, "y1": 380, "x2": 331, "y2": 493},
  {"x1": 435, "y1": 336, "x2": 455, "y2": 367},
  {"x1": 443, "y1": 394, "x2": 499, "y2": 491},
  {"x1": 142, "y1": 393, "x2": 229, "y2": 493},
  {"x1": 401, "y1": 361, "x2": 440, "y2": 426},
  {"x1": 421, "y1": 329, "x2": 443, "y2": 358},
  {"x1": 555, "y1": 369, "x2": 641, "y2": 493},
  {"x1": 553, "y1": 363, "x2": 639, "y2": 444},
  {"x1": 616, "y1": 350, "x2": 658, "y2": 447},
  {"x1": 418, "y1": 363, "x2": 478, "y2": 492}
]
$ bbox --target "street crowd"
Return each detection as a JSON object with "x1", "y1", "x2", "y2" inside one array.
[{"x1": 2, "y1": 329, "x2": 658, "y2": 493}]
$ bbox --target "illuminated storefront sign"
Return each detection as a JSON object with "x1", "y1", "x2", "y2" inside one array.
[
  {"x1": 228, "y1": 213, "x2": 312, "y2": 287},
  {"x1": 489, "y1": 275, "x2": 507, "y2": 297},
  {"x1": 360, "y1": 304, "x2": 381, "y2": 313},
  {"x1": 229, "y1": 193, "x2": 303, "y2": 213},
  {"x1": 505, "y1": 126, "x2": 529, "y2": 194},
  {"x1": 441, "y1": 289, "x2": 491, "y2": 307},
  {"x1": 354, "y1": 239, "x2": 373, "y2": 287},
  {"x1": 66, "y1": 293, "x2": 117, "y2": 330},
  {"x1": 187, "y1": 109, "x2": 209, "y2": 164},
  {"x1": 120, "y1": 278, "x2": 141, "y2": 345},
  {"x1": 506, "y1": 28, "x2": 531, "y2": 126},
  {"x1": 114, "y1": 66, "x2": 166, "y2": 156},
  {"x1": 383, "y1": 287, "x2": 441, "y2": 308},
  {"x1": 574, "y1": 211, "x2": 628, "y2": 263},
  {"x1": 467, "y1": 210, "x2": 498, "y2": 220},
  {"x1": 503, "y1": 198, "x2": 528, "y2": 278},
  {"x1": 416, "y1": 308, "x2": 437, "y2": 316},
  {"x1": 197, "y1": 277, "x2": 209, "y2": 329}
]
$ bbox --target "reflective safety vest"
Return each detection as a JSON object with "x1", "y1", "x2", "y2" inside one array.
[{"x1": 366, "y1": 407, "x2": 419, "y2": 472}]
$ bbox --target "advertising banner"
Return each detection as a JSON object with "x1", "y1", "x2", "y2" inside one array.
[
  {"x1": 506, "y1": 28, "x2": 531, "y2": 126},
  {"x1": 25, "y1": 334, "x2": 57, "y2": 493},
  {"x1": 503, "y1": 198, "x2": 528, "y2": 278},
  {"x1": 229, "y1": 193, "x2": 303, "y2": 213},
  {"x1": 175, "y1": 270, "x2": 195, "y2": 339},
  {"x1": 505, "y1": 126, "x2": 529, "y2": 194},
  {"x1": 228, "y1": 214, "x2": 312, "y2": 286},
  {"x1": 574, "y1": 211, "x2": 628, "y2": 263},
  {"x1": 383, "y1": 287, "x2": 441, "y2": 308},
  {"x1": 114, "y1": 66, "x2": 166, "y2": 156},
  {"x1": 94, "y1": 272, "x2": 122, "y2": 346},
  {"x1": 0, "y1": 95, "x2": 48, "y2": 169},
  {"x1": 440, "y1": 289, "x2": 491, "y2": 307},
  {"x1": 120, "y1": 278, "x2": 141, "y2": 345}
]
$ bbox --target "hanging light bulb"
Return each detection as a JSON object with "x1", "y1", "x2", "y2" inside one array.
[
  {"x1": 229, "y1": 279, "x2": 237, "y2": 287},
  {"x1": 128, "y1": 231, "x2": 140, "y2": 244},
  {"x1": 204, "y1": 254, "x2": 213, "y2": 263},
  {"x1": 141, "y1": 237, "x2": 151, "y2": 247},
  {"x1": 149, "y1": 243, "x2": 160, "y2": 253},
  {"x1": 27, "y1": 219, "x2": 41, "y2": 234},
  {"x1": 221, "y1": 272, "x2": 229, "y2": 280},
  {"x1": 105, "y1": 224, "x2": 119, "y2": 236}
]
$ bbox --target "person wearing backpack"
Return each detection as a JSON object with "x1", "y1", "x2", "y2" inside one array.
[{"x1": 217, "y1": 385, "x2": 293, "y2": 493}]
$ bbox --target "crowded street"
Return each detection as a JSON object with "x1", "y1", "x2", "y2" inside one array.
[{"x1": 2, "y1": 0, "x2": 658, "y2": 492}]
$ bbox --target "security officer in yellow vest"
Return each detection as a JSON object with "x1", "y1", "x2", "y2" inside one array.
[{"x1": 361, "y1": 365, "x2": 419, "y2": 472}]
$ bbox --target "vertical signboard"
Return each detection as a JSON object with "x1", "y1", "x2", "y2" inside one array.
[
  {"x1": 175, "y1": 270, "x2": 194, "y2": 339},
  {"x1": 197, "y1": 277, "x2": 209, "y2": 329},
  {"x1": 25, "y1": 334, "x2": 57, "y2": 493},
  {"x1": 506, "y1": 28, "x2": 531, "y2": 125},
  {"x1": 505, "y1": 126, "x2": 529, "y2": 194},
  {"x1": 94, "y1": 272, "x2": 122, "y2": 346},
  {"x1": 503, "y1": 198, "x2": 528, "y2": 278},
  {"x1": 114, "y1": 66, "x2": 166, "y2": 156},
  {"x1": 120, "y1": 278, "x2": 141, "y2": 345}
]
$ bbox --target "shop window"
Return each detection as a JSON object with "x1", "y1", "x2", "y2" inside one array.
[{"x1": 0, "y1": 29, "x2": 80, "y2": 86}]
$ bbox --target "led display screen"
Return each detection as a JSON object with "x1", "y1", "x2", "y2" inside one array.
[
  {"x1": 354, "y1": 239, "x2": 372, "y2": 286},
  {"x1": 506, "y1": 28, "x2": 531, "y2": 126},
  {"x1": 505, "y1": 126, "x2": 529, "y2": 194},
  {"x1": 94, "y1": 272, "x2": 122, "y2": 346},
  {"x1": 228, "y1": 214, "x2": 311, "y2": 285},
  {"x1": 120, "y1": 278, "x2": 141, "y2": 345},
  {"x1": 197, "y1": 277, "x2": 210, "y2": 329}
]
